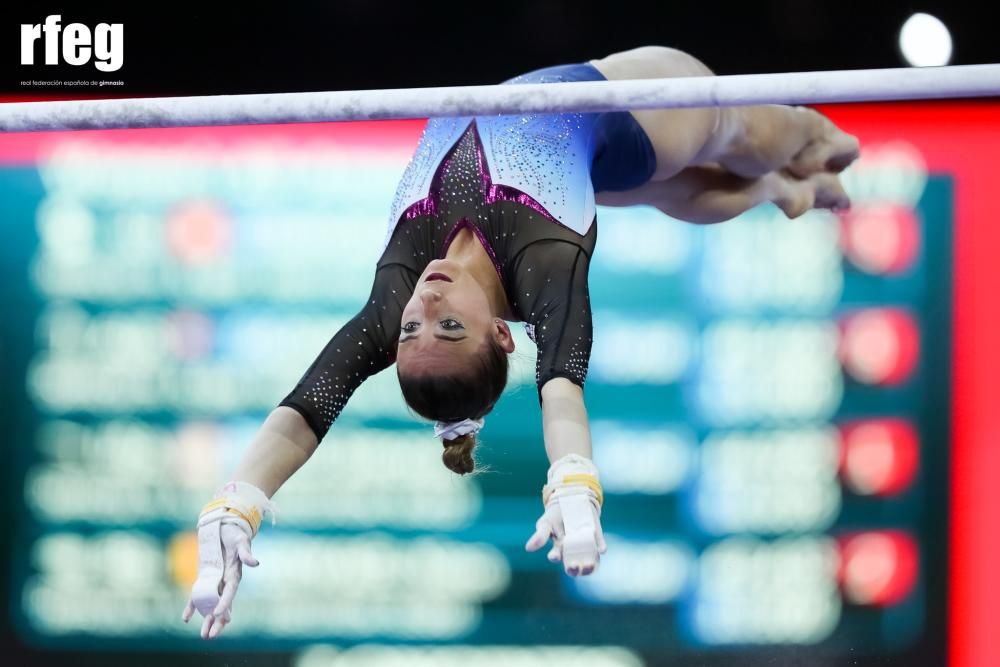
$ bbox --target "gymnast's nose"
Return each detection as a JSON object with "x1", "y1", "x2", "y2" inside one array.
[{"x1": 419, "y1": 288, "x2": 443, "y2": 307}]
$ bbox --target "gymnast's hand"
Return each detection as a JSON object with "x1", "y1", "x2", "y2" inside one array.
[
  {"x1": 181, "y1": 482, "x2": 273, "y2": 639},
  {"x1": 525, "y1": 454, "x2": 607, "y2": 576}
]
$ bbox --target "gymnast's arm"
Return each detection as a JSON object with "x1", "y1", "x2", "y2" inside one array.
[
  {"x1": 229, "y1": 264, "x2": 415, "y2": 497},
  {"x1": 541, "y1": 378, "x2": 593, "y2": 462},
  {"x1": 229, "y1": 406, "x2": 318, "y2": 497},
  {"x1": 510, "y1": 241, "x2": 596, "y2": 464},
  {"x1": 521, "y1": 244, "x2": 604, "y2": 573}
]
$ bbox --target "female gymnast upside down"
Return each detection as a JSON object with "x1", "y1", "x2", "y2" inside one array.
[{"x1": 183, "y1": 45, "x2": 859, "y2": 639}]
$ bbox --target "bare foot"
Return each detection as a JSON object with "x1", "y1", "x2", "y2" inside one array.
[
  {"x1": 774, "y1": 169, "x2": 850, "y2": 218},
  {"x1": 788, "y1": 112, "x2": 860, "y2": 177},
  {"x1": 811, "y1": 171, "x2": 851, "y2": 211},
  {"x1": 774, "y1": 170, "x2": 814, "y2": 218}
]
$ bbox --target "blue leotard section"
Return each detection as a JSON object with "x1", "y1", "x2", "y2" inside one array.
[
  {"x1": 386, "y1": 62, "x2": 658, "y2": 238},
  {"x1": 518, "y1": 63, "x2": 657, "y2": 193}
]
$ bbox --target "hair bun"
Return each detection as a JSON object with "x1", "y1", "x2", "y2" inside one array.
[{"x1": 442, "y1": 433, "x2": 476, "y2": 475}]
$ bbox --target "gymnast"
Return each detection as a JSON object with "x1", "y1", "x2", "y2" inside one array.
[{"x1": 182, "y1": 45, "x2": 859, "y2": 638}]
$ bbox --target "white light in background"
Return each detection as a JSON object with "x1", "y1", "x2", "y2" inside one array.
[{"x1": 899, "y1": 13, "x2": 953, "y2": 67}]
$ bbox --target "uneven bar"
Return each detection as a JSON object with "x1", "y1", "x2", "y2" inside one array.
[{"x1": 1, "y1": 64, "x2": 998, "y2": 132}]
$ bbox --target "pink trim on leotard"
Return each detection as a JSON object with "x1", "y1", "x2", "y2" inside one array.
[{"x1": 397, "y1": 123, "x2": 584, "y2": 286}]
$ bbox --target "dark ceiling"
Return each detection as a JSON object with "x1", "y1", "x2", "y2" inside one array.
[{"x1": 1, "y1": 0, "x2": 995, "y2": 96}]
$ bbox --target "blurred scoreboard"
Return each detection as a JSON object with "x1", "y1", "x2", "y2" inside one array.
[{"x1": 0, "y1": 104, "x2": 993, "y2": 667}]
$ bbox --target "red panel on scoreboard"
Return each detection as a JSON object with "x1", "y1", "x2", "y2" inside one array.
[
  {"x1": 822, "y1": 101, "x2": 1000, "y2": 667},
  {"x1": 840, "y1": 203, "x2": 921, "y2": 275},
  {"x1": 840, "y1": 419, "x2": 920, "y2": 496},
  {"x1": 839, "y1": 308, "x2": 921, "y2": 385},
  {"x1": 838, "y1": 530, "x2": 920, "y2": 606}
]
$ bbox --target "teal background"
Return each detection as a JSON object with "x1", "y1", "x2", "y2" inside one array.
[{"x1": 0, "y1": 142, "x2": 951, "y2": 667}]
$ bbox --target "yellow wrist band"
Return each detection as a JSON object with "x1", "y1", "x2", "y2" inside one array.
[{"x1": 542, "y1": 473, "x2": 604, "y2": 507}]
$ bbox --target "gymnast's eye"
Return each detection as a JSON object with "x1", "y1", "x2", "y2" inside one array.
[
  {"x1": 440, "y1": 318, "x2": 463, "y2": 330},
  {"x1": 402, "y1": 321, "x2": 419, "y2": 333}
]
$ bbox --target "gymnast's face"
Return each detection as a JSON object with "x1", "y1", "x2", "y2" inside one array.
[{"x1": 396, "y1": 259, "x2": 513, "y2": 375}]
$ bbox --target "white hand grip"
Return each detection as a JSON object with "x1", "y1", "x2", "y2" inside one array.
[
  {"x1": 559, "y1": 494, "x2": 600, "y2": 574},
  {"x1": 191, "y1": 519, "x2": 224, "y2": 616}
]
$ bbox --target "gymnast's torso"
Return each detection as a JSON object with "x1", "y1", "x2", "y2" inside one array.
[
  {"x1": 386, "y1": 62, "x2": 657, "y2": 238},
  {"x1": 280, "y1": 63, "x2": 657, "y2": 439}
]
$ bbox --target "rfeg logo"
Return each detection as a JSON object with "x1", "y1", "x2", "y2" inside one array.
[{"x1": 20, "y1": 15, "x2": 123, "y2": 73}]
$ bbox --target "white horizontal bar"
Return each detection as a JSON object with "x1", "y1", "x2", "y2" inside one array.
[{"x1": 1, "y1": 64, "x2": 998, "y2": 132}]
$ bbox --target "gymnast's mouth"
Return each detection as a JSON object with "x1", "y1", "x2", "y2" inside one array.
[{"x1": 425, "y1": 273, "x2": 453, "y2": 283}]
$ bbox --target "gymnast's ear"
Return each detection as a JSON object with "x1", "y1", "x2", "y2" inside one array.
[{"x1": 492, "y1": 318, "x2": 515, "y2": 353}]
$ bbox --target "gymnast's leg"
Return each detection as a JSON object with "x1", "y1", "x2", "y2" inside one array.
[
  {"x1": 597, "y1": 162, "x2": 850, "y2": 223},
  {"x1": 713, "y1": 104, "x2": 859, "y2": 179},
  {"x1": 649, "y1": 165, "x2": 851, "y2": 224},
  {"x1": 589, "y1": 45, "x2": 859, "y2": 180}
]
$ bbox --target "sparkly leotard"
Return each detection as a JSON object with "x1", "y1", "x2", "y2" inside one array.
[{"x1": 280, "y1": 63, "x2": 657, "y2": 440}]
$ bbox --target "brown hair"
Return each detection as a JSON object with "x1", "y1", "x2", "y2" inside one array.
[{"x1": 398, "y1": 338, "x2": 509, "y2": 474}]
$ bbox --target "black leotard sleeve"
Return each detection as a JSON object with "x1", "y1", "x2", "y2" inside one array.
[
  {"x1": 505, "y1": 238, "x2": 594, "y2": 397},
  {"x1": 278, "y1": 262, "x2": 417, "y2": 440}
]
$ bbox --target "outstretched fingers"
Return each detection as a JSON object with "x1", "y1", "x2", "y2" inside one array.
[
  {"x1": 236, "y1": 536, "x2": 259, "y2": 568},
  {"x1": 212, "y1": 550, "x2": 246, "y2": 623},
  {"x1": 525, "y1": 518, "x2": 554, "y2": 552},
  {"x1": 201, "y1": 602, "x2": 232, "y2": 640},
  {"x1": 213, "y1": 572, "x2": 241, "y2": 619},
  {"x1": 209, "y1": 615, "x2": 229, "y2": 639},
  {"x1": 562, "y1": 534, "x2": 600, "y2": 577},
  {"x1": 595, "y1": 519, "x2": 608, "y2": 555},
  {"x1": 200, "y1": 612, "x2": 215, "y2": 639},
  {"x1": 181, "y1": 599, "x2": 195, "y2": 623},
  {"x1": 203, "y1": 613, "x2": 228, "y2": 639},
  {"x1": 202, "y1": 531, "x2": 251, "y2": 639}
]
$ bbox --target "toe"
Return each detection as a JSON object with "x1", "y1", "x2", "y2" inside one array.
[
  {"x1": 826, "y1": 134, "x2": 861, "y2": 173},
  {"x1": 812, "y1": 173, "x2": 850, "y2": 211},
  {"x1": 788, "y1": 140, "x2": 828, "y2": 178}
]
